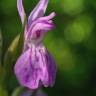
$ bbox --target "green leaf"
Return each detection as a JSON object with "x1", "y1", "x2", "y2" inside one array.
[
  {"x1": 2, "y1": 33, "x2": 24, "y2": 94},
  {"x1": 3, "y1": 15, "x2": 27, "y2": 92},
  {"x1": 11, "y1": 87, "x2": 23, "y2": 96},
  {"x1": 4, "y1": 15, "x2": 27, "y2": 70},
  {"x1": 4, "y1": 34, "x2": 20, "y2": 73},
  {"x1": 2, "y1": 35, "x2": 21, "y2": 89}
]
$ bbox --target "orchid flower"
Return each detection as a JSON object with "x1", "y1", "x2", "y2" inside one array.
[{"x1": 14, "y1": 0, "x2": 56, "y2": 89}]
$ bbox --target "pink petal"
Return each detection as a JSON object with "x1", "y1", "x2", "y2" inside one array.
[
  {"x1": 14, "y1": 48, "x2": 41, "y2": 89},
  {"x1": 41, "y1": 50, "x2": 56, "y2": 87},
  {"x1": 38, "y1": 12, "x2": 56, "y2": 21},
  {"x1": 17, "y1": 0, "x2": 26, "y2": 25},
  {"x1": 28, "y1": 0, "x2": 48, "y2": 25},
  {"x1": 14, "y1": 46, "x2": 56, "y2": 89}
]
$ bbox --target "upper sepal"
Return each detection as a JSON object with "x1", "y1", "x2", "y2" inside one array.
[
  {"x1": 28, "y1": 0, "x2": 48, "y2": 26},
  {"x1": 17, "y1": 0, "x2": 26, "y2": 25}
]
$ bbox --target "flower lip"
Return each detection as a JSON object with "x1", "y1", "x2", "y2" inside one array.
[{"x1": 14, "y1": 45, "x2": 56, "y2": 89}]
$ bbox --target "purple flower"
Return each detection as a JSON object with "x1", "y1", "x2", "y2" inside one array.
[{"x1": 14, "y1": 0, "x2": 56, "y2": 89}]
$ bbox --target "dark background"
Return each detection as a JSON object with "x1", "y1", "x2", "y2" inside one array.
[{"x1": 0, "y1": 0, "x2": 96, "y2": 96}]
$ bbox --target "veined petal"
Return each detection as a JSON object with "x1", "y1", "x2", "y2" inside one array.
[
  {"x1": 14, "y1": 45, "x2": 56, "y2": 89},
  {"x1": 38, "y1": 12, "x2": 56, "y2": 21},
  {"x1": 17, "y1": 0, "x2": 26, "y2": 25},
  {"x1": 40, "y1": 50, "x2": 56, "y2": 87},
  {"x1": 25, "y1": 12, "x2": 56, "y2": 43},
  {"x1": 28, "y1": 0, "x2": 48, "y2": 25},
  {"x1": 14, "y1": 48, "x2": 41, "y2": 89},
  {"x1": 27, "y1": 12, "x2": 56, "y2": 34},
  {"x1": 32, "y1": 21, "x2": 55, "y2": 33},
  {"x1": 25, "y1": 20, "x2": 54, "y2": 42}
]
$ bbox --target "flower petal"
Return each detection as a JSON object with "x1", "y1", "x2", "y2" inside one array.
[
  {"x1": 26, "y1": 20, "x2": 55, "y2": 40},
  {"x1": 28, "y1": 0, "x2": 48, "y2": 25},
  {"x1": 31, "y1": 20, "x2": 55, "y2": 34},
  {"x1": 38, "y1": 12, "x2": 56, "y2": 21},
  {"x1": 24, "y1": 12, "x2": 56, "y2": 45},
  {"x1": 14, "y1": 45, "x2": 56, "y2": 89},
  {"x1": 14, "y1": 48, "x2": 41, "y2": 89},
  {"x1": 40, "y1": 50, "x2": 56, "y2": 87},
  {"x1": 28, "y1": 12, "x2": 56, "y2": 34},
  {"x1": 17, "y1": 0, "x2": 26, "y2": 25}
]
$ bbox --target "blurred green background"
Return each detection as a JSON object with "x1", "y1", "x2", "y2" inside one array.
[{"x1": 0, "y1": 0, "x2": 96, "y2": 96}]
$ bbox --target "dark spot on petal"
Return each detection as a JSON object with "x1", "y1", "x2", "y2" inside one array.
[
  {"x1": 24, "y1": 68, "x2": 28, "y2": 71},
  {"x1": 25, "y1": 74, "x2": 30, "y2": 82},
  {"x1": 39, "y1": 49, "x2": 41, "y2": 52},
  {"x1": 45, "y1": 54, "x2": 48, "y2": 63},
  {"x1": 36, "y1": 31, "x2": 40, "y2": 38}
]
